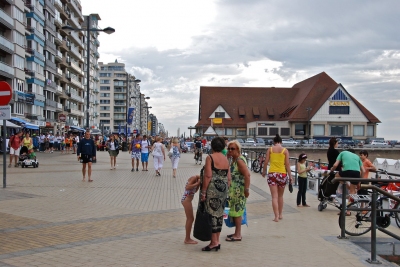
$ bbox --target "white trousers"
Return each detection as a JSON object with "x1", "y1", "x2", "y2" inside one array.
[
  {"x1": 153, "y1": 155, "x2": 164, "y2": 170},
  {"x1": 171, "y1": 157, "x2": 180, "y2": 169}
]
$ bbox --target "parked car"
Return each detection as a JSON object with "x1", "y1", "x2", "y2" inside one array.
[
  {"x1": 263, "y1": 139, "x2": 273, "y2": 145},
  {"x1": 282, "y1": 139, "x2": 299, "y2": 146},
  {"x1": 235, "y1": 139, "x2": 245, "y2": 144},
  {"x1": 370, "y1": 140, "x2": 389, "y2": 147},
  {"x1": 245, "y1": 138, "x2": 255, "y2": 144},
  {"x1": 255, "y1": 138, "x2": 265, "y2": 146}
]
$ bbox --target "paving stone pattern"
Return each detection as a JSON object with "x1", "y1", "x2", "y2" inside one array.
[{"x1": 0, "y1": 149, "x2": 398, "y2": 266}]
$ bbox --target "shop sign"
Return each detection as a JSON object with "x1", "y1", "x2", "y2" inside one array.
[{"x1": 329, "y1": 101, "x2": 350, "y2": 106}]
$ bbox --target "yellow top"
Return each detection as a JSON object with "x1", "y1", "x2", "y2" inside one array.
[
  {"x1": 268, "y1": 147, "x2": 287, "y2": 174},
  {"x1": 23, "y1": 137, "x2": 32, "y2": 149}
]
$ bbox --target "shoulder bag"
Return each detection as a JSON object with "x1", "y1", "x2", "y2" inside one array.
[
  {"x1": 193, "y1": 166, "x2": 212, "y2": 241},
  {"x1": 168, "y1": 146, "x2": 174, "y2": 157}
]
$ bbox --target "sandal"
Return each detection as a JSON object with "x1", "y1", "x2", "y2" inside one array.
[
  {"x1": 88, "y1": 179, "x2": 93, "y2": 182},
  {"x1": 226, "y1": 236, "x2": 242, "y2": 242}
]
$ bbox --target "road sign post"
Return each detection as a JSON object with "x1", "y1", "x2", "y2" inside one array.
[{"x1": 0, "y1": 81, "x2": 13, "y2": 188}]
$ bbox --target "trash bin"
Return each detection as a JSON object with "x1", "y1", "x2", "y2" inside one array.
[{"x1": 122, "y1": 141, "x2": 128, "y2": 151}]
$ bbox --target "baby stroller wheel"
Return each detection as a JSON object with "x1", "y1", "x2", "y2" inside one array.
[
  {"x1": 36, "y1": 162, "x2": 39, "y2": 168},
  {"x1": 318, "y1": 203, "x2": 323, "y2": 212},
  {"x1": 323, "y1": 203, "x2": 327, "y2": 209}
]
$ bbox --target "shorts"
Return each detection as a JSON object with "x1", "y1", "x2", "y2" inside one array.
[
  {"x1": 267, "y1": 172, "x2": 288, "y2": 188},
  {"x1": 339, "y1": 170, "x2": 361, "y2": 185},
  {"x1": 80, "y1": 154, "x2": 93, "y2": 163},
  {"x1": 141, "y1": 152, "x2": 149, "y2": 162},
  {"x1": 49, "y1": 143, "x2": 53, "y2": 148},
  {"x1": 10, "y1": 147, "x2": 21, "y2": 155},
  {"x1": 131, "y1": 151, "x2": 141, "y2": 159}
]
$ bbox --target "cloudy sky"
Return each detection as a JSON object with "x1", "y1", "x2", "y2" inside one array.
[{"x1": 82, "y1": 0, "x2": 400, "y2": 139}]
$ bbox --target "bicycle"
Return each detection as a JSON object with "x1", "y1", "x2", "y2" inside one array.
[{"x1": 252, "y1": 152, "x2": 265, "y2": 173}]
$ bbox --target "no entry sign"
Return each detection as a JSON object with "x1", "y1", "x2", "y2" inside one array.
[{"x1": 0, "y1": 81, "x2": 12, "y2": 106}]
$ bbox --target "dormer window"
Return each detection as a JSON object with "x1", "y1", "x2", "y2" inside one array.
[
  {"x1": 239, "y1": 106, "x2": 245, "y2": 119},
  {"x1": 253, "y1": 107, "x2": 260, "y2": 119},
  {"x1": 215, "y1": 112, "x2": 225, "y2": 118}
]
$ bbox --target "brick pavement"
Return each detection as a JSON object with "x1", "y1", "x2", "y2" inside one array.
[{"x1": 0, "y1": 149, "x2": 398, "y2": 266}]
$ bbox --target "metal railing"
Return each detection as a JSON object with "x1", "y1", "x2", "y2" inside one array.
[{"x1": 0, "y1": 35, "x2": 14, "y2": 51}]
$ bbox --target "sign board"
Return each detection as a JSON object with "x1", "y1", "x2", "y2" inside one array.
[
  {"x1": 0, "y1": 106, "x2": 11, "y2": 120},
  {"x1": 59, "y1": 114, "x2": 66, "y2": 122},
  {"x1": 213, "y1": 118, "x2": 222, "y2": 124},
  {"x1": 133, "y1": 130, "x2": 138, "y2": 134},
  {"x1": 329, "y1": 101, "x2": 350, "y2": 106},
  {"x1": 127, "y1": 107, "x2": 135, "y2": 125},
  {"x1": 0, "y1": 81, "x2": 12, "y2": 106}
]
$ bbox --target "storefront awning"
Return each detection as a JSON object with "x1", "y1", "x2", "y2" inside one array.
[
  {"x1": 10, "y1": 117, "x2": 39, "y2": 130},
  {"x1": 0, "y1": 120, "x2": 21, "y2": 128},
  {"x1": 70, "y1": 126, "x2": 86, "y2": 132}
]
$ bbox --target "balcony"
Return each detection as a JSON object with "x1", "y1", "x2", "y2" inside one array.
[
  {"x1": 0, "y1": 35, "x2": 13, "y2": 54},
  {"x1": 56, "y1": 50, "x2": 63, "y2": 61},
  {"x1": 54, "y1": 0, "x2": 62, "y2": 11},
  {"x1": 45, "y1": 20, "x2": 56, "y2": 34},
  {"x1": 55, "y1": 32, "x2": 63, "y2": 44},
  {"x1": 0, "y1": 9, "x2": 14, "y2": 29},
  {"x1": 25, "y1": 47, "x2": 46, "y2": 62},
  {"x1": 27, "y1": 26, "x2": 45, "y2": 42},
  {"x1": 45, "y1": 60, "x2": 57, "y2": 72},
  {"x1": 71, "y1": 109, "x2": 84, "y2": 117},
  {"x1": 44, "y1": 0, "x2": 56, "y2": 15},
  {"x1": 94, "y1": 100, "x2": 99, "y2": 105},
  {"x1": 70, "y1": 78, "x2": 83, "y2": 89},
  {"x1": 59, "y1": 40, "x2": 68, "y2": 52},
  {"x1": 0, "y1": 61, "x2": 14, "y2": 78},
  {"x1": 56, "y1": 85, "x2": 63, "y2": 95},
  {"x1": 45, "y1": 99, "x2": 58, "y2": 108},
  {"x1": 68, "y1": 14, "x2": 80, "y2": 28},
  {"x1": 35, "y1": 72, "x2": 46, "y2": 81},
  {"x1": 54, "y1": 16, "x2": 62, "y2": 27},
  {"x1": 69, "y1": 61, "x2": 82, "y2": 74},
  {"x1": 34, "y1": 93, "x2": 45, "y2": 102},
  {"x1": 45, "y1": 79, "x2": 57, "y2": 90},
  {"x1": 26, "y1": 4, "x2": 45, "y2": 22},
  {"x1": 24, "y1": 67, "x2": 35, "y2": 77},
  {"x1": 45, "y1": 39, "x2": 57, "y2": 53},
  {"x1": 70, "y1": 31, "x2": 81, "y2": 46},
  {"x1": 93, "y1": 88, "x2": 99, "y2": 93},
  {"x1": 68, "y1": 0, "x2": 82, "y2": 18},
  {"x1": 94, "y1": 39, "x2": 100, "y2": 47},
  {"x1": 94, "y1": 64, "x2": 99, "y2": 70},
  {"x1": 93, "y1": 51, "x2": 100, "y2": 58},
  {"x1": 69, "y1": 45, "x2": 82, "y2": 61}
]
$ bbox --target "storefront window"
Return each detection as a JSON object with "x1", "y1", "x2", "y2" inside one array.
[
  {"x1": 353, "y1": 125, "x2": 364, "y2": 136},
  {"x1": 330, "y1": 125, "x2": 348, "y2": 136},
  {"x1": 313, "y1": 125, "x2": 325, "y2": 136},
  {"x1": 295, "y1": 124, "x2": 305, "y2": 135}
]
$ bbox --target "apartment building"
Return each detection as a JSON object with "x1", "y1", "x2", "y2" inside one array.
[
  {"x1": 98, "y1": 61, "x2": 150, "y2": 135},
  {"x1": 0, "y1": 0, "x2": 101, "y2": 134}
]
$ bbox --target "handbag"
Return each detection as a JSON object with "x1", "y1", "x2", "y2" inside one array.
[
  {"x1": 193, "y1": 166, "x2": 212, "y2": 241},
  {"x1": 224, "y1": 207, "x2": 248, "y2": 228},
  {"x1": 168, "y1": 146, "x2": 173, "y2": 157},
  {"x1": 288, "y1": 182, "x2": 293, "y2": 193}
]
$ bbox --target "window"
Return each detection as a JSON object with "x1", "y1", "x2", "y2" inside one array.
[
  {"x1": 258, "y1": 128, "x2": 268, "y2": 135},
  {"x1": 14, "y1": 31, "x2": 25, "y2": 47},
  {"x1": 13, "y1": 6, "x2": 24, "y2": 23},
  {"x1": 313, "y1": 125, "x2": 325, "y2": 136},
  {"x1": 295, "y1": 124, "x2": 305, "y2": 135},
  {"x1": 367, "y1": 125, "x2": 374, "y2": 136},
  {"x1": 100, "y1": 100, "x2": 110, "y2": 104},
  {"x1": 281, "y1": 128, "x2": 290, "y2": 136},
  {"x1": 14, "y1": 55, "x2": 25, "y2": 70},
  {"x1": 330, "y1": 125, "x2": 348, "y2": 136},
  {"x1": 225, "y1": 128, "x2": 233, "y2": 135},
  {"x1": 237, "y1": 129, "x2": 246, "y2": 136},
  {"x1": 215, "y1": 112, "x2": 225, "y2": 118},
  {"x1": 100, "y1": 106, "x2": 110, "y2": 111},
  {"x1": 269, "y1": 128, "x2": 278, "y2": 135},
  {"x1": 100, "y1": 80, "x2": 110, "y2": 84},
  {"x1": 329, "y1": 106, "x2": 350, "y2": 114},
  {"x1": 100, "y1": 93, "x2": 110, "y2": 97},
  {"x1": 13, "y1": 102, "x2": 24, "y2": 115},
  {"x1": 99, "y1": 73, "x2": 111, "y2": 77},
  {"x1": 100, "y1": 86, "x2": 110, "y2": 91},
  {"x1": 353, "y1": 125, "x2": 364, "y2": 136},
  {"x1": 249, "y1": 128, "x2": 255, "y2": 136},
  {"x1": 215, "y1": 128, "x2": 224, "y2": 136},
  {"x1": 100, "y1": 113, "x2": 110, "y2": 117},
  {"x1": 100, "y1": 120, "x2": 110, "y2": 124}
]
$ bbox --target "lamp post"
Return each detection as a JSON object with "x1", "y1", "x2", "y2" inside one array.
[
  {"x1": 62, "y1": 18, "x2": 115, "y2": 129},
  {"x1": 306, "y1": 107, "x2": 312, "y2": 139},
  {"x1": 131, "y1": 94, "x2": 150, "y2": 134}
]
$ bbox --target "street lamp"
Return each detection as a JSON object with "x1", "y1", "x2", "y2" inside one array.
[
  {"x1": 62, "y1": 17, "x2": 115, "y2": 129},
  {"x1": 131, "y1": 94, "x2": 150, "y2": 134},
  {"x1": 306, "y1": 107, "x2": 312, "y2": 139}
]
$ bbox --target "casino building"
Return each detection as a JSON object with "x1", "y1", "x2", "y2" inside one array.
[{"x1": 195, "y1": 72, "x2": 380, "y2": 141}]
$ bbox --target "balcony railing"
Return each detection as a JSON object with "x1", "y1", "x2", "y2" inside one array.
[
  {"x1": 71, "y1": 78, "x2": 83, "y2": 89},
  {"x1": 56, "y1": 50, "x2": 63, "y2": 59},
  {"x1": 70, "y1": 31, "x2": 81, "y2": 45},
  {"x1": 45, "y1": 60, "x2": 57, "y2": 71},
  {"x1": 44, "y1": 0, "x2": 56, "y2": 15},
  {"x1": 56, "y1": 68, "x2": 63, "y2": 76},
  {"x1": 35, "y1": 72, "x2": 45, "y2": 81},
  {"x1": 54, "y1": 0, "x2": 62, "y2": 10},
  {"x1": 57, "y1": 85, "x2": 63, "y2": 93},
  {"x1": 69, "y1": 61, "x2": 82, "y2": 74},
  {"x1": 26, "y1": 4, "x2": 45, "y2": 22},
  {"x1": 69, "y1": 46, "x2": 82, "y2": 61},
  {"x1": 54, "y1": 16, "x2": 62, "y2": 27},
  {"x1": 45, "y1": 40, "x2": 57, "y2": 52},
  {"x1": 0, "y1": 35, "x2": 13, "y2": 53},
  {"x1": 27, "y1": 26, "x2": 45, "y2": 42},
  {"x1": 0, "y1": 61, "x2": 14, "y2": 76},
  {"x1": 68, "y1": 14, "x2": 80, "y2": 28},
  {"x1": 45, "y1": 99, "x2": 58, "y2": 108},
  {"x1": 56, "y1": 102, "x2": 63, "y2": 110},
  {"x1": 45, "y1": 20, "x2": 56, "y2": 33},
  {"x1": 0, "y1": 8, "x2": 14, "y2": 28},
  {"x1": 71, "y1": 108, "x2": 84, "y2": 117},
  {"x1": 34, "y1": 93, "x2": 45, "y2": 102},
  {"x1": 25, "y1": 47, "x2": 45, "y2": 62}
]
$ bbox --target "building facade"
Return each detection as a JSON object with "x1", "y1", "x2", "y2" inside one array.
[{"x1": 195, "y1": 72, "x2": 380, "y2": 141}]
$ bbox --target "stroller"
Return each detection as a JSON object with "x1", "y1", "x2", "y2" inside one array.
[
  {"x1": 18, "y1": 146, "x2": 39, "y2": 168},
  {"x1": 317, "y1": 171, "x2": 340, "y2": 211}
]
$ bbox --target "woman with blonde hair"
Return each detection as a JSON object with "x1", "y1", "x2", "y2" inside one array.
[
  {"x1": 152, "y1": 136, "x2": 166, "y2": 176},
  {"x1": 107, "y1": 134, "x2": 119, "y2": 170},
  {"x1": 169, "y1": 138, "x2": 182, "y2": 178}
]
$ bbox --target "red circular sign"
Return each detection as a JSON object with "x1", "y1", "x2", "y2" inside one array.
[
  {"x1": 59, "y1": 114, "x2": 66, "y2": 122},
  {"x1": 0, "y1": 81, "x2": 12, "y2": 106}
]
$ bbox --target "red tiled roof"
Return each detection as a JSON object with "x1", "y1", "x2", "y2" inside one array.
[{"x1": 195, "y1": 72, "x2": 380, "y2": 128}]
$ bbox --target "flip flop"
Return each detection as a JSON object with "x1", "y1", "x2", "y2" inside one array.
[
  {"x1": 226, "y1": 236, "x2": 241, "y2": 242},
  {"x1": 227, "y1": 234, "x2": 234, "y2": 238}
]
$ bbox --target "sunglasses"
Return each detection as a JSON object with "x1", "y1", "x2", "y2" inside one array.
[{"x1": 227, "y1": 147, "x2": 236, "y2": 151}]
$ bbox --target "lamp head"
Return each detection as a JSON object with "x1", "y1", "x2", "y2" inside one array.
[
  {"x1": 103, "y1": 27, "x2": 115, "y2": 34},
  {"x1": 62, "y1": 25, "x2": 75, "y2": 31},
  {"x1": 134, "y1": 79, "x2": 141, "y2": 83}
]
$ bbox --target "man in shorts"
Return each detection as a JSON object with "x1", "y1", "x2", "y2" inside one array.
[
  {"x1": 194, "y1": 136, "x2": 203, "y2": 160},
  {"x1": 331, "y1": 149, "x2": 365, "y2": 215},
  {"x1": 77, "y1": 131, "x2": 96, "y2": 182},
  {"x1": 129, "y1": 134, "x2": 142, "y2": 172},
  {"x1": 8, "y1": 131, "x2": 23, "y2": 167},
  {"x1": 140, "y1": 135, "x2": 151, "y2": 171}
]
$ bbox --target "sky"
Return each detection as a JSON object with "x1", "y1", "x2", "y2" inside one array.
[{"x1": 81, "y1": 0, "x2": 400, "y2": 139}]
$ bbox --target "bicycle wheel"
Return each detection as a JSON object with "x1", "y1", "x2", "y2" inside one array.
[
  {"x1": 259, "y1": 161, "x2": 265, "y2": 174},
  {"x1": 394, "y1": 201, "x2": 400, "y2": 228},
  {"x1": 338, "y1": 200, "x2": 371, "y2": 236},
  {"x1": 252, "y1": 159, "x2": 261, "y2": 173}
]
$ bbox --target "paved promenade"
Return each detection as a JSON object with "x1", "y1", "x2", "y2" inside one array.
[{"x1": 0, "y1": 149, "x2": 399, "y2": 266}]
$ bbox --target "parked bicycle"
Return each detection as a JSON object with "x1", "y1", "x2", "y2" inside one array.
[{"x1": 252, "y1": 151, "x2": 265, "y2": 173}]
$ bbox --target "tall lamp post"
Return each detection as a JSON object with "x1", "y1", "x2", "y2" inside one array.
[
  {"x1": 306, "y1": 107, "x2": 312, "y2": 139},
  {"x1": 131, "y1": 94, "x2": 150, "y2": 134},
  {"x1": 62, "y1": 18, "x2": 115, "y2": 129}
]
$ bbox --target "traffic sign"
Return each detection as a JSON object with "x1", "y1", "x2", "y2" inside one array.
[{"x1": 0, "y1": 81, "x2": 12, "y2": 106}]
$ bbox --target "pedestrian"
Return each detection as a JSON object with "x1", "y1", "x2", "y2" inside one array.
[
  {"x1": 200, "y1": 137, "x2": 230, "y2": 251},
  {"x1": 129, "y1": 134, "x2": 142, "y2": 172},
  {"x1": 226, "y1": 139, "x2": 250, "y2": 241},
  {"x1": 22, "y1": 132, "x2": 33, "y2": 151},
  {"x1": 39, "y1": 132, "x2": 46, "y2": 152},
  {"x1": 261, "y1": 134, "x2": 293, "y2": 222},
  {"x1": 327, "y1": 137, "x2": 341, "y2": 170},
  {"x1": 48, "y1": 132, "x2": 55, "y2": 153},
  {"x1": 296, "y1": 153, "x2": 311, "y2": 207},
  {"x1": 151, "y1": 136, "x2": 166, "y2": 176},
  {"x1": 44, "y1": 133, "x2": 49, "y2": 153},
  {"x1": 77, "y1": 131, "x2": 96, "y2": 182},
  {"x1": 169, "y1": 138, "x2": 182, "y2": 178},
  {"x1": 8, "y1": 131, "x2": 23, "y2": 167},
  {"x1": 106, "y1": 134, "x2": 119, "y2": 170},
  {"x1": 140, "y1": 135, "x2": 151, "y2": 171},
  {"x1": 182, "y1": 174, "x2": 200, "y2": 244}
]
